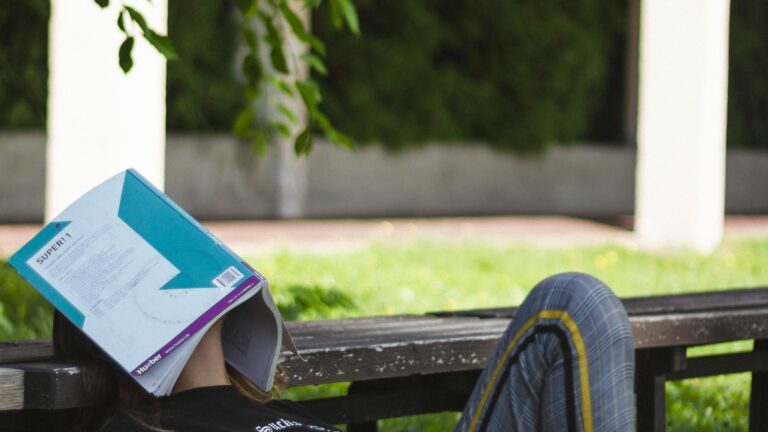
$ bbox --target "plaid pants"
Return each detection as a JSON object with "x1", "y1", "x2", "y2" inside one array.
[{"x1": 455, "y1": 272, "x2": 635, "y2": 432}]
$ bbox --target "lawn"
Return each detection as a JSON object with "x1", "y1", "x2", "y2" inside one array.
[{"x1": 2, "y1": 236, "x2": 767, "y2": 431}]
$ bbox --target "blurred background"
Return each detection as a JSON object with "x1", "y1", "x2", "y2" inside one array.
[
  {"x1": 1, "y1": 0, "x2": 766, "y2": 222},
  {"x1": 1, "y1": 1, "x2": 767, "y2": 430}
]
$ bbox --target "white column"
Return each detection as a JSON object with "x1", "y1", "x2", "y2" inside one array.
[
  {"x1": 47, "y1": 0, "x2": 167, "y2": 220},
  {"x1": 635, "y1": 0, "x2": 730, "y2": 253},
  {"x1": 275, "y1": 141, "x2": 309, "y2": 218},
  {"x1": 273, "y1": 5, "x2": 309, "y2": 219}
]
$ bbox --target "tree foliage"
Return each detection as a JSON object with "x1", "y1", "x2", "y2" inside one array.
[
  {"x1": 0, "y1": 261, "x2": 52, "y2": 341},
  {"x1": 2, "y1": 1, "x2": 768, "y2": 153},
  {"x1": 99, "y1": 0, "x2": 358, "y2": 155},
  {"x1": 0, "y1": 0, "x2": 48, "y2": 129},
  {"x1": 165, "y1": 0, "x2": 246, "y2": 132},
  {"x1": 314, "y1": 0, "x2": 627, "y2": 152},
  {"x1": 727, "y1": 0, "x2": 768, "y2": 149}
]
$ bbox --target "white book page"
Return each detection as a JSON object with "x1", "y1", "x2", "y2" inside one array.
[
  {"x1": 222, "y1": 285, "x2": 283, "y2": 391},
  {"x1": 135, "y1": 283, "x2": 263, "y2": 396}
]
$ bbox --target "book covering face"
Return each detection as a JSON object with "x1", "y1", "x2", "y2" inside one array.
[{"x1": 10, "y1": 169, "x2": 292, "y2": 395}]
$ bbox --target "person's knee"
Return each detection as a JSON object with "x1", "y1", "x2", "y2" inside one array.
[
  {"x1": 534, "y1": 272, "x2": 612, "y2": 299},
  {"x1": 531, "y1": 272, "x2": 629, "y2": 329}
]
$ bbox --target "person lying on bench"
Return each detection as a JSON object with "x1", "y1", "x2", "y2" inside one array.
[{"x1": 54, "y1": 272, "x2": 635, "y2": 432}]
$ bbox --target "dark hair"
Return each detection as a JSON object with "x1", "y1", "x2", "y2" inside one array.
[
  {"x1": 52, "y1": 310, "x2": 286, "y2": 430},
  {"x1": 52, "y1": 310, "x2": 162, "y2": 430}
]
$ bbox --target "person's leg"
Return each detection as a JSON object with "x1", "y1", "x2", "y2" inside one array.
[{"x1": 455, "y1": 272, "x2": 634, "y2": 432}]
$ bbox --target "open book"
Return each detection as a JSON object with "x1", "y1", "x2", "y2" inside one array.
[{"x1": 9, "y1": 169, "x2": 294, "y2": 396}]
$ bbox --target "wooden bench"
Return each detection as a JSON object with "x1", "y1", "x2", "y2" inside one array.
[{"x1": 2, "y1": 287, "x2": 768, "y2": 431}]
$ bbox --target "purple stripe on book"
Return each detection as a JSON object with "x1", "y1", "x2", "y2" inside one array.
[{"x1": 130, "y1": 275, "x2": 262, "y2": 377}]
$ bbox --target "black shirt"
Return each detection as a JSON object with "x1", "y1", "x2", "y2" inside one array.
[{"x1": 102, "y1": 386, "x2": 341, "y2": 432}]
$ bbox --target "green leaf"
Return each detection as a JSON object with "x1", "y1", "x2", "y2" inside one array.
[
  {"x1": 144, "y1": 30, "x2": 179, "y2": 60},
  {"x1": 246, "y1": 87, "x2": 262, "y2": 101},
  {"x1": 302, "y1": 53, "x2": 327, "y2": 75},
  {"x1": 276, "y1": 103, "x2": 298, "y2": 124},
  {"x1": 331, "y1": 0, "x2": 344, "y2": 29},
  {"x1": 250, "y1": 133, "x2": 268, "y2": 156},
  {"x1": 279, "y1": 1, "x2": 308, "y2": 42},
  {"x1": 328, "y1": 0, "x2": 359, "y2": 35},
  {"x1": 316, "y1": 111, "x2": 354, "y2": 149},
  {"x1": 233, "y1": 107, "x2": 255, "y2": 135},
  {"x1": 124, "y1": 6, "x2": 148, "y2": 33},
  {"x1": 235, "y1": 0, "x2": 250, "y2": 13},
  {"x1": 315, "y1": 110, "x2": 331, "y2": 130},
  {"x1": 117, "y1": 10, "x2": 127, "y2": 33},
  {"x1": 274, "y1": 122, "x2": 291, "y2": 138},
  {"x1": 294, "y1": 127, "x2": 313, "y2": 155},
  {"x1": 236, "y1": 0, "x2": 260, "y2": 18},
  {"x1": 118, "y1": 36, "x2": 134, "y2": 73},
  {"x1": 332, "y1": 130, "x2": 353, "y2": 149},
  {"x1": 270, "y1": 77, "x2": 294, "y2": 97},
  {"x1": 258, "y1": 11, "x2": 281, "y2": 45},
  {"x1": 242, "y1": 27, "x2": 258, "y2": 50},
  {"x1": 242, "y1": 53, "x2": 263, "y2": 87},
  {"x1": 258, "y1": 11, "x2": 289, "y2": 74},
  {"x1": 295, "y1": 80, "x2": 320, "y2": 114},
  {"x1": 337, "y1": 0, "x2": 360, "y2": 35},
  {"x1": 307, "y1": 34, "x2": 326, "y2": 56},
  {"x1": 329, "y1": 0, "x2": 343, "y2": 29},
  {"x1": 122, "y1": 6, "x2": 178, "y2": 61},
  {"x1": 270, "y1": 47, "x2": 288, "y2": 74},
  {"x1": 94, "y1": 0, "x2": 109, "y2": 9}
]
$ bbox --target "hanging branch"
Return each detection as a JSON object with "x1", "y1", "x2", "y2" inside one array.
[{"x1": 94, "y1": 0, "x2": 359, "y2": 156}]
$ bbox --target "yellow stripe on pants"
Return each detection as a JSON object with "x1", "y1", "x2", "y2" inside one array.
[{"x1": 467, "y1": 310, "x2": 593, "y2": 432}]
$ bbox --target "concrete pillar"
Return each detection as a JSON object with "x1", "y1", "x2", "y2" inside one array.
[
  {"x1": 275, "y1": 141, "x2": 309, "y2": 218},
  {"x1": 272, "y1": 5, "x2": 309, "y2": 219},
  {"x1": 47, "y1": 0, "x2": 167, "y2": 220},
  {"x1": 635, "y1": 0, "x2": 731, "y2": 253}
]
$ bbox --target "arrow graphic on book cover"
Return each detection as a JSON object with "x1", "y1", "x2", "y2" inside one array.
[{"x1": 118, "y1": 171, "x2": 246, "y2": 290}]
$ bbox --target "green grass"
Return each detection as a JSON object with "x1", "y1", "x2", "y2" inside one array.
[
  {"x1": 263, "y1": 237, "x2": 768, "y2": 432},
  {"x1": 3, "y1": 236, "x2": 768, "y2": 431},
  {"x1": 262, "y1": 237, "x2": 768, "y2": 317},
  {"x1": 0, "y1": 260, "x2": 52, "y2": 340}
]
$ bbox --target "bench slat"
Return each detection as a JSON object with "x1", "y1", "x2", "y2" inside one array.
[
  {"x1": 291, "y1": 319, "x2": 508, "y2": 348},
  {"x1": 4, "y1": 287, "x2": 768, "y2": 363},
  {"x1": 0, "y1": 340, "x2": 54, "y2": 364},
  {"x1": 3, "y1": 307, "x2": 768, "y2": 365},
  {"x1": 2, "y1": 307, "x2": 768, "y2": 409},
  {"x1": 0, "y1": 368, "x2": 24, "y2": 411},
  {"x1": 622, "y1": 287, "x2": 768, "y2": 315},
  {"x1": 286, "y1": 315, "x2": 440, "y2": 330},
  {"x1": 631, "y1": 307, "x2": 768, "y2": 348},
  {"x1": 3, "y1": 288, "x2": 768, "y2": 411},
  {"x1": 432, "y1": 286, "x2": 768, "y2": 318}
]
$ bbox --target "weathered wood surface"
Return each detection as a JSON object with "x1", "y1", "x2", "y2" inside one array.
[
  {"x1": 1, "y1": 287, "x2": 767, "y2": 410},
  {"x1": 13, "y1": 363, "x2": 88, "y2": 410},
  {"x1": 0, "y1": 340, "x2": 53, "y2": 364},
  {"x1": 0, "y1": 368, "x2": 24, "y2": 410},
  {"x1": 432, "y1": 286, "x2": 768, "y2": 318}
]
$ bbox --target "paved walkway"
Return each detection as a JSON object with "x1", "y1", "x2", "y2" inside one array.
[{"x1": 2, "y1": 216, "x2": 767, "y2": 258}]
